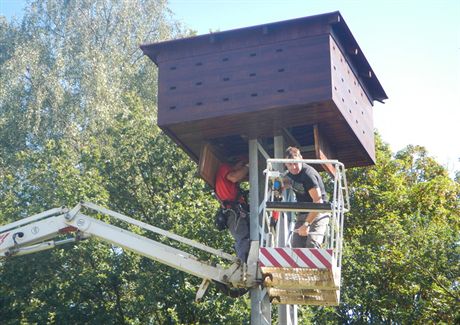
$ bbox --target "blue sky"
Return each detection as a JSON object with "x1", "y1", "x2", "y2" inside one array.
[{"x1": 1, "y1": 0, "x2": 459, "y2": 174}]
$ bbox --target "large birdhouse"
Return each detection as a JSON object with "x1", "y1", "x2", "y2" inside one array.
[{"x1": 141, "y1": 11, "x2": 387, "y2": 172}]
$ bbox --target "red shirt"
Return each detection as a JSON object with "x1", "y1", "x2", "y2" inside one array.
[{"x1": 215, "y1": 163, "x2": 238, "y2": 202}]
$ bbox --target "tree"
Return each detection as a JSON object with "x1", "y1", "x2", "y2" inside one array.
[
  {"x1": 1, "y1": 1, "x2": 251, "y2": 324},
  {"x1": 312, "y1": 137, "x2": 460, "y2": 324}
]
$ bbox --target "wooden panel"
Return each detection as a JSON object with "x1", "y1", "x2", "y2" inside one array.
[
  {"x1": 159, "y1": 35, "x2": 328, "y2": 83},
  {"x1": 159, "y1": 73, "x2": 331, "y2": 125},
  {"x1": 158, "y1": 36, "x2": 332, "y2": 126},
  {"x1": 162, "y1": 101, "x2": 373, "y2": 168},
  {"x1": 160, "y1": 59, "x2": 329, "y2": 104},
  {"x1": 162, "y1": 99, "x2": 378, "y2": 168},
  {"x1": 329, "y1": 36, "x2": 375, "y2": 164},
  {"x1": 198, "y1": 143, "x2": 223, "y2": 187},
  {"x1": 142, "y1": 13, "x2": 338, "y2": 64},
  {"x1": 314, "y1": 125, "x2": 337, "y2": 176},
  {"x1": 166, "y1": 101, "x2": 337, "y2": 141}
]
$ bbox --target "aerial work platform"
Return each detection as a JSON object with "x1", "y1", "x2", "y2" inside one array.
[{"x1": 258, "y1": 158, "x2": 349, "y2": 306}]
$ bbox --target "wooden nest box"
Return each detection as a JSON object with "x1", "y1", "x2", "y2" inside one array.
[{"x1": 141, "y1": 11, "x2": 387, "y2": 179}]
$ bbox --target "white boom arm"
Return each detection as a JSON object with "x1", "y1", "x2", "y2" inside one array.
[{"x1": 0, "y1": 202, "x2": 258, "y2": 300}]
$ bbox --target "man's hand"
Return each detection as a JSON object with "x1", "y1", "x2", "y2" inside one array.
[{"x1": 294, "y1": 224, "x2": 309, "y2": 236}]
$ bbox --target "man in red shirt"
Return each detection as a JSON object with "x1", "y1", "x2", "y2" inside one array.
[
  {"x1": 215, "y1": 158, "x2": 248, "y2": 205},
  {"x1": 214, "y1": 157, "x2": 250, "y2": 262}
]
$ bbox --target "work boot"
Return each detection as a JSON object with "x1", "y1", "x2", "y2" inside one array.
[
  {"x1": 213, "y1": 280, "x2": 230, "y2": 296},
  {"x1": 228, "y1": 287, "x2": 249, "y2": 298},
  {"x1": 213, "y1": 281, "x2": 248, "y2": 298}
]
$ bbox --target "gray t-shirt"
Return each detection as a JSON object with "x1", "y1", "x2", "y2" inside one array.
[{"x1": 287, "y1": 163, "x2": 327, "y2": 202}]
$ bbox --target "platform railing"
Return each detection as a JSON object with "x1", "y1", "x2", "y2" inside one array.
[{"x1": 260, "y1": 158, "x2": 349, "y2": 269}]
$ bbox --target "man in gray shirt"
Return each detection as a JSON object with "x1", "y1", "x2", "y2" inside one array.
[{"x1": 284, "y1": 147, "x2": 330, "y2": 248}]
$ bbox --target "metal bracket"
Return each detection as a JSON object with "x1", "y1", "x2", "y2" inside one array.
[
  {"x1": 247, "y1": 240, "x2": 261, "y2": 282},
  {"x1": 65, "y1": 203, "x2": 81, "y2": 221}
]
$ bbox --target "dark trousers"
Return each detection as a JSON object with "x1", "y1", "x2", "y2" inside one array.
[
  {"x1": 226, "y1": 209, "x2": 250, "y2": 262},
  {"x1": 292, "y1": 213, "x2": 330, "y2": 248}
]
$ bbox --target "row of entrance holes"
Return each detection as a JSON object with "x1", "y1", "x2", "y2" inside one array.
[
  {"x1": 332, "y1": 45, "x2": 367, "y2": 135},
  {"x1": 168, "y1": 48, "x2": 287, "y2": 110}
]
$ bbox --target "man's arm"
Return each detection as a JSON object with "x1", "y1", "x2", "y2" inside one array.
[
  {"x1": 295, "y1": 187, "x2": 323, "y2": 237},
  {"x1": 305, "y1": 187, "x2": 323, "y2": 224}
]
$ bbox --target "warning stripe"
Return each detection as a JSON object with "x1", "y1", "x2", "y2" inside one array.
[
  {"x1": 276, "y1": 248, "x2": 299, "y2": 268},
  {"x1": 307, "y1": 248, "x2": 333, "y2": 269},
  {"x1": 269, "y1": 248, "x2": 292, "y2": 268},
  {"x1": 295, "y1": 249, "x2": 318, "y2": 268},
  {"x1": 0, "y1": 232, "x2": 10, "y2": 246},
  {"x1": 259, "y1": 248, "x2": 333, "y2": 270},
  {"x1": 311, "y1": 249, "x2": 332, "y2": 269},
  {"x1": 260, "y1": 247, "x2": 282, "y2": 267}
]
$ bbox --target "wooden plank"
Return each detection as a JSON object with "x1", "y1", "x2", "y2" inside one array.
[
  {"x1": 261, "y1": 267, "x2": 338, "y2": 289},
  {"x1": 164, "y1": 101, "x2": 337, "y2": 140},
  {"x1": 159, "y1": 64, "x2": 330, "y2": 106},
  {"x1": 141, "y1": 12, "x2": 337, "y2": 63},
  {"x1": 198, "y1": 143, "x2": 223, "y2": 187},
  {"x1": 269, "y1": 289, "x2": 339, "y2": 306},
  {"x1": 314, "y1": 125, "x2": 337, "y2": 177},
  {"x1": 158, "y1": 35, "x2": 329, "y2": 83},
  {"x1": 329, "y1": 36, "x2": 375, "y2": 163},
  {"x1": 159, "y1": 55, "x2": 330, "y2": 97},
  {"x1": 158, "y1": 76, "x2": 332, "y2": 126}
]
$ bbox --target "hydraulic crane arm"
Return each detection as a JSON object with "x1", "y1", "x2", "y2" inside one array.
[{"x1": 0, "y1": 202, "x2": 258, "y2": 300}]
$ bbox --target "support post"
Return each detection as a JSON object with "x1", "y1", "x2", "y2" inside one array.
[
  {"x1": 274, "y1": 136, "x2": 287, "y2": 246},
  {"x1": 249, "y1": 139, "x2": 259, "y2": 241},
  {"x1": 274, "y1": 135, "x2": 298, "y2": 325},
  {"x1": 249, "y1": 139, "x2": 271, "y2": 325}
]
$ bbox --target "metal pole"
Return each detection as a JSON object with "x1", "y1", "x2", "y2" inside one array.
[
  {"x1": 249, "y1": 138, "x2": 271, "y2": 325},
  {"x1": 274, "y1": 135, "x2": 297, "y2": 325},
  {"x1": 274, "y1": 135, "x2": 287, "y2": 246}
]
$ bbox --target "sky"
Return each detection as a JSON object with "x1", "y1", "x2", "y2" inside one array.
[{"x1": 1, "y1": 0, "x2": 459, "y2": 175}]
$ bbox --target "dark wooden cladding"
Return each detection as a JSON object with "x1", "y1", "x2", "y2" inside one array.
[
  {"x1": 159, "y1": 34, "x2": 328, "y2": 81},
  {"x1": 329, "y1": 36, "x2": 375, "y2": 161},
  {"x1": 141, "y1": 11, "x2": 387, "y2": 168},
  {"x1": 314, "y1": 125, "x2": 337, "y2": 176},
  {"x1": 157, "y1": 35, "x2": 331, "y2": 126},
  {"x1": 142, "y1": 13, "x2": 338, "y2": 64},
  {"x1": 167, "y1": 101, "x2": 336, "y2": 139}
]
